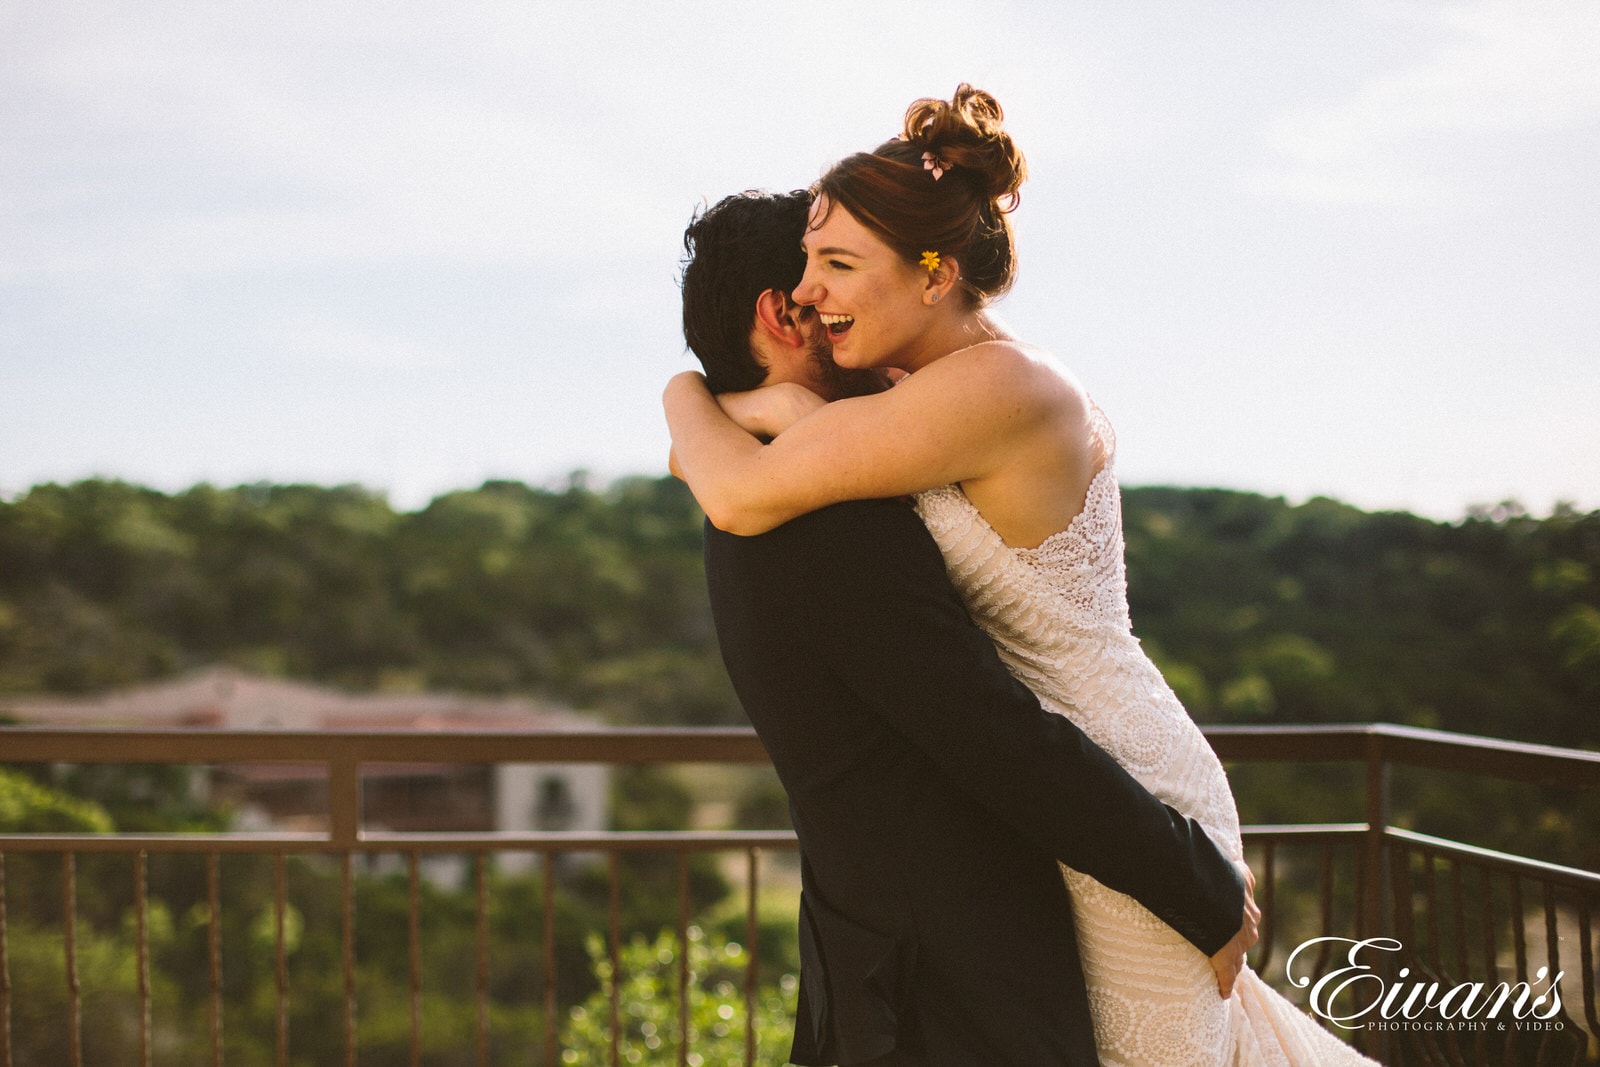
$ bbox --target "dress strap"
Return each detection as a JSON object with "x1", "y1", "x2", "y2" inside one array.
[{"x1": 1088, "y1": 403, "x2": 1116, "y2": 470}]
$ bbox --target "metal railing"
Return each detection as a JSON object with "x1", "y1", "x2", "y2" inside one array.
[{"x1": 1, "y1": 723, "x2": 1597, "y2": 1065}]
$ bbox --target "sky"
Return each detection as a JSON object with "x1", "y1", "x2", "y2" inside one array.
[{"x1": 3, "y1": 0, "x2": 1597, "y2": 521}]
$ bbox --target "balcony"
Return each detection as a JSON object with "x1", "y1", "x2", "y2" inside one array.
[{"x1": 1, "y1": 723, "x2": 1597, "y2": 1065}]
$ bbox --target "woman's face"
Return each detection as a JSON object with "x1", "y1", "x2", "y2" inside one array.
[{"x1": 791, "y1": 196, "x2": 932, "y2": 372}]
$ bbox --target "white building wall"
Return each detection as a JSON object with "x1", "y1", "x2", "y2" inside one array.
[{"x1": 494, "y1": 762, "x2": 610, "y2": 874}]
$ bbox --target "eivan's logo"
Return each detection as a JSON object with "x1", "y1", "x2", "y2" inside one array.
[{"x1": 1285, "y1": 937, "x2": 1564, "y2": 1030}]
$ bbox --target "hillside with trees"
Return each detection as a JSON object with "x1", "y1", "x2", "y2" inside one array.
[
  {"x1": 2, "y1": 476, "x2": 1596, "y2": 1060},
  {"x1": 1, "y1": 476, "x2": 1596, "y2": 749}
]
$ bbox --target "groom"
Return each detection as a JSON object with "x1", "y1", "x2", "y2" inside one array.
[{"x1": 678, "y1": 190, "x2": 1255, "y2": 1067}]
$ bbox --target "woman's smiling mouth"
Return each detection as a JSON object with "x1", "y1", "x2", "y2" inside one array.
[{"x1": 819, "y1": 313, "x2": 855, "y2": 341}]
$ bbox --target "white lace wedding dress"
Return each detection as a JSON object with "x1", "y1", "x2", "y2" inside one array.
[{"x1": 913, "y1": 409, "x2": 1373, "y2": 1066}]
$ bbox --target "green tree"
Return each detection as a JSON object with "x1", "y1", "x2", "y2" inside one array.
[
  {"x1": 0, "y1": 766, "x2": 113, "y2": 833},
  {"x1": 558, "y1": 927, "x2": 796, "y2": 1066}
]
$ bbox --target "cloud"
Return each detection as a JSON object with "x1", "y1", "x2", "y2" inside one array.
[
  {"x1": 1, "y1": 2, "x2": 1100, "y2": 296},
  {"x1": 1246, "y1": 0, "x2": 1600, "y2": 207},
  {"x1": 271, "y1": 315, "x2": 455, "y2": 371},
  {"x1": 1, "y1": 5, "x2": 674, "y2": 287}
]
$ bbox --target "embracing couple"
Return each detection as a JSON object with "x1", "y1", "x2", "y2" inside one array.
[{"x1": 664, "y1": 85, "x2": 1372, "y2": 1066}]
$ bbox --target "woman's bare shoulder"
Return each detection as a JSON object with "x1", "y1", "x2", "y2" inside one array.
[{"x1": 931, "y1": 340, "x2": 1090, "y2": 417}]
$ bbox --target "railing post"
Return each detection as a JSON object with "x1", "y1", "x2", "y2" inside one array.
[
  {"x1": 1361, "y1": 728, "x2": 1390, "y2": 1062},
  {"x1": 0, "y1": 853, "x2": 10, "y2": 1067},
  {"x1": 1361, "y1": 728, "x2": 1389, "y2": 939},
  {"x1": 328, "y1": 751, "x2": 361, "y2": 849}
]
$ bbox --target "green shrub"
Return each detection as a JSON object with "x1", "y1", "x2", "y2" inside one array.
[{"x1": 559, "y1": 926, "x2": 796, "y2": 1066}]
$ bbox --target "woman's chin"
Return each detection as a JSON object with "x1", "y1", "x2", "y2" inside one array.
[{"x1": 828, "y1": 339, "x2": 873, "y2": 370}]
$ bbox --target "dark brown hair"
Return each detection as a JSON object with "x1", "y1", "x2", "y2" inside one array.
[
  {"x1": 813, "y1": 84, "x2": 1027, "y2": 305},
  {"x1": 679, "y1": 190, "x2": 811, "y2": 393}
]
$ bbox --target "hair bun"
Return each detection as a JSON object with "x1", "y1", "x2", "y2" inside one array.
[{"x1": 903, "y1": 83, "x2": 1026, "y2": 210}]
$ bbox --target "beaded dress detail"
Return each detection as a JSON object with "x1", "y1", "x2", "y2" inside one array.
[{"x1": 913, "y1": 407, "x2": 1372, "y2": 1066}]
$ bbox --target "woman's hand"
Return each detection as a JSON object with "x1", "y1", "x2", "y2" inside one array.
[
  {"x1": 664, "y1": 370, "x2": 710, "y2": 404},
  {"x1": 664, "y1": 372, "x2": 712, "y2": 480},
  {"x1": 716, "y1": 382, "x2": 827, "y2": 440}
]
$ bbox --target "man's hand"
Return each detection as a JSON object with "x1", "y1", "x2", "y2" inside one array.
[{"x1": 1208, "y1": 858, "x2": 1260, "y2": 998}]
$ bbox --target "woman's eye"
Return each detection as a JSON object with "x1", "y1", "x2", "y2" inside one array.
[{"x1": 828, "y1": 260, "x2": 851, "y2": 271}]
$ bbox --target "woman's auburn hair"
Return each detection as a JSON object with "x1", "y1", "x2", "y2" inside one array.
[{"x1": 813, "y1": 84, "x2": 1028, "y2": 304}]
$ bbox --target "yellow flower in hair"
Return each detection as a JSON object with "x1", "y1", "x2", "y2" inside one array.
[{"x1": 920, "y1": 250, "x2": 941, "y2": 273}]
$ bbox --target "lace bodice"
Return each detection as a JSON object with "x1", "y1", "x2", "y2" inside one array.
[
  {"x1": 909, "y1": 406, "x2": 1374, "y2": 1064},
  {"x1": 912, "y1": 413, "x2": 1240, "y2": 852},
  {"x1": 914, "y1": 461, "x2": 1131, "y2": 636}
]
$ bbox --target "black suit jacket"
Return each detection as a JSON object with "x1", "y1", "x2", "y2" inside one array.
[{"x1": 705, "y1": 499, "x2": 1244, "y2": 1067}]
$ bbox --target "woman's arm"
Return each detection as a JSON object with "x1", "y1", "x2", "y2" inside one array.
[
  {"x1": 666, "y1": 383, "x2": 821, "y2": 482},
  {"x1": 716, "y1": 382, "x2": 828, "y2": 440},
  {"x1": 664, "y1": 343, "x2": 1067, "y2": 535}
]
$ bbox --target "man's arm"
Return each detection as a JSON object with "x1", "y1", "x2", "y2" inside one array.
[{"x1": 759, "y1": 500, "x2": 1247, "y2": 957}]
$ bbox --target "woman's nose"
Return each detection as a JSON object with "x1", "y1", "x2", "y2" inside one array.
[{"x1": 792, "y1": 268, "x2": 821, "y2": 306}]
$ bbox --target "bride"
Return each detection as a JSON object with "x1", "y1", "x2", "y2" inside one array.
[{"x1": 664, "y1": 85, "x2": 1374, "y2": 1066}]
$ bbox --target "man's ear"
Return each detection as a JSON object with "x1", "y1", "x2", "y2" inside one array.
[{"x1": 753, "y1": 288, "x2": 808, "y2": 349}]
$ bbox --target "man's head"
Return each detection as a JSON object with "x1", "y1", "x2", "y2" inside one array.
[{"x1": 680, "y1": 189, "x2": 886, "y2": 400}]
